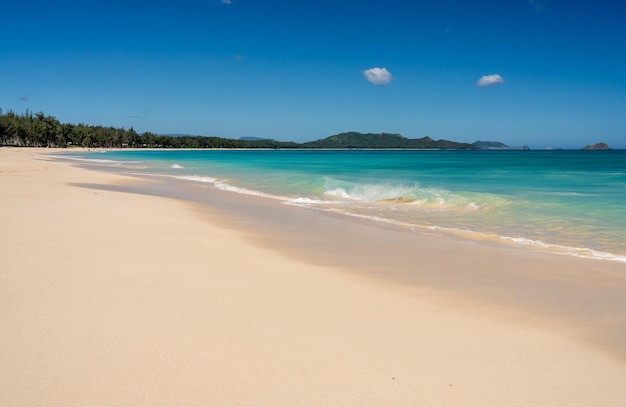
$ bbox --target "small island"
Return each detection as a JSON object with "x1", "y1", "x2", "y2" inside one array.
[{"x1": 582, "y1": 143, "x2": 611, "y2": 150}]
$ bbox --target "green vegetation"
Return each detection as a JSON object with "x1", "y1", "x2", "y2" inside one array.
[
  {"x1": 304, "y1": 132, "x2": 477, "y2": 149},
  {"x1": 0, "y1": 109, "x2": 301, "y2": 149},
  {"x1": 0, "y1": 109, "x2": 475, "y2": 149}
]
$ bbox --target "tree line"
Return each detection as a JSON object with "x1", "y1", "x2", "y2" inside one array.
[
  {"x1": 0, "y1": 108, "x2": 478, "y2": 150},
  {"x1": 0, "y1": 109, "x2": 299, "y2": 149}
]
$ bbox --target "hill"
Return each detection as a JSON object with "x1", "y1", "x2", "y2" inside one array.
[{"x1": 303, "y1": 132, "x2": 477, "y2": 150}]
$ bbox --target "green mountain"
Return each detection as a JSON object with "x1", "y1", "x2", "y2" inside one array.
[{"x1": 303, "y1": 132, "x2": 477, "y2": 149}]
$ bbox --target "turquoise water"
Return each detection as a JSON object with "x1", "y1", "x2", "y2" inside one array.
[{"x1": 62, "y1": 149, "x2": 626, "y2": 262}]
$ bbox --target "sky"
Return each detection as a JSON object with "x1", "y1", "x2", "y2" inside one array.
[{"x1": 2, "y1": 0, "x2": 625, "y2": 149}]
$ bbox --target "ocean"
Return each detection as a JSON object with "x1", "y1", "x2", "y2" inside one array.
[{"x1": 60, "y1": 149, "x2": 626, "y2": 262}]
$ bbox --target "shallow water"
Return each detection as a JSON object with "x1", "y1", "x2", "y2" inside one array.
[{"x1": 60, "y1": 149, "x2": 626, "y2": 262}]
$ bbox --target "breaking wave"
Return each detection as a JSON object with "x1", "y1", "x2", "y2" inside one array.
[{"x1": 322, "y1": 178, "x2": 495, "y2": 212}]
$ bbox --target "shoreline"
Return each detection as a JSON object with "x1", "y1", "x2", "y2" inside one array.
[
  {"x1": 2, "y1": 147, "x2": 626, "y2": 406},
  {"x1": 70, "y1": 157, "x2": 626, "y2": 360},
  {"x1": 54, "y1": 148, "x2": 626, "y2": 264}
]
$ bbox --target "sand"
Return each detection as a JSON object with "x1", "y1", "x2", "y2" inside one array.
[{"x1": 1, "y1": 147, "x2": 625, "y2": 406}]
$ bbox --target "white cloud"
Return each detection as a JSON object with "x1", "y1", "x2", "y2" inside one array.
[
  {"x1": 363, "y1": 67, "x2": 393, "y2": 85},
  {"x1": 476, "y1": 74, "x2": 505, "y2": 87},
  {"x1": 221, "y1": 0, "x2": 232, "y2": 4}
]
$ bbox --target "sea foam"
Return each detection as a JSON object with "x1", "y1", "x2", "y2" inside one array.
[
  {"x1": 57, "y1": 155, "x2": 144, "y2": 166},
  {"x1": 214, "y1": 181, "x2": 290, "y2": 201},
  {"x1": 323, "y1": 181, "x2": 486, "y2": 212},
  {"x1": 174, "y1": 175, "x2": 217, "y2": 183}
]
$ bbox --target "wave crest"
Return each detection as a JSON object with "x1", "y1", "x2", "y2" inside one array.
[{"x1": 323, "y1": 179, "x2": 490, "y2": 212}]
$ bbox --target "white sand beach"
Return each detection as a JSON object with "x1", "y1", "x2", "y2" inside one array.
[{"x1": 1, "y1": 148, "x2": 625, "y2": 406}]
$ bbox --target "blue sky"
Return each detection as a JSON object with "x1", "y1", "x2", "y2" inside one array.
[{"x1": 2, "y1": 0, "x2": 625, "y2": 148}]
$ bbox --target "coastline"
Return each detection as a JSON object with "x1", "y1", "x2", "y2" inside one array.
[
  {"x1": 60, "y1": 148, "x2": 626, "y2": 263},
  {"x1": 1, "y1": 147, "x2": 625, "y2": 406}
]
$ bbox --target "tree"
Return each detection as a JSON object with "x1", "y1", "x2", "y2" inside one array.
[
  {"x1": 0, "y1": 109, "x2": 7, "y2": 145},
  {"x1": 141, "y1": 131, "x2": 157, "y2": 147},
  {"x1": 127, "y1": 127, "x2": 140, "y2": 147},
  {"x1": 5, "y1": 110, "x2": 27, "y2": 145}
]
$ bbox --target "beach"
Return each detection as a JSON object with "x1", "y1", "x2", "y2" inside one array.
[{"x1": 1, "y1": 147, "x2": 625, "y2": 406}]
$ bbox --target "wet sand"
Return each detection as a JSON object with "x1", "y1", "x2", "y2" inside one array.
[{"x1": 1, "y1": 148, "x2": 625, "y2": 406}]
